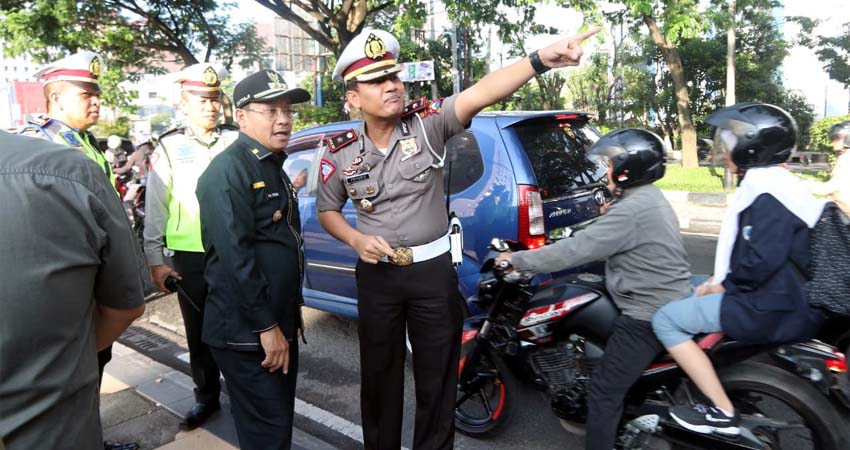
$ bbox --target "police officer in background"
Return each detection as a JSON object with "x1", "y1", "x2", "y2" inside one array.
[
  {"x1": 20, "y1": 51, "x2": 112, "y2": 181},
  {"x1": 143, "y1": 62, "x2": 237, "y2": 430},
  {"x1": 316, "y1": 27, "x2": 599, "y2": 450},
  {"x1": 18, "y1": 51, "x2": 140, "y2": 450},
  {"x1": 196, "y1": 70, "x2": 310, "y2": 450}
]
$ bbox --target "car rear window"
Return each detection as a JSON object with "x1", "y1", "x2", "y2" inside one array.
[{"x1": 513, "y1": 117, "x2": 605, "y2": 200}]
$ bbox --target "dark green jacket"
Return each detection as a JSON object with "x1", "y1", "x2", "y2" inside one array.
[{"x1": 197, "y1": 132, "x2": 304, "y2": 351}]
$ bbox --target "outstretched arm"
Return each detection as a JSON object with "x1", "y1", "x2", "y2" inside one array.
[{"x1": 454, "y1": 27, "x2": 600, "y2": 125}]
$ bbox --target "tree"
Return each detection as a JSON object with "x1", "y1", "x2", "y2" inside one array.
[
  {"x1": 0, "y1": 0, "x2": 268, "y2": 112},
  {"x1": 619, "y1": 0, "x2": 704, "y2": 168},
  {"x1": 790, "y1": 17, "x2": 850, "y2": 88},
  {"x1": 254, "y1": 0, "x2": 403, "y2": 56}
]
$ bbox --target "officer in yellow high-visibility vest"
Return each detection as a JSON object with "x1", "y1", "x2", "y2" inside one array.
[
  {"x1": 143, "y1": 62, "x2": 237, "y2": 430},
  {"x1": 20, "y1": 51, "x2": 113, "y2": 184},
  {"x1": 20, "y1": 51, "x2": 141, "y2": 450}
]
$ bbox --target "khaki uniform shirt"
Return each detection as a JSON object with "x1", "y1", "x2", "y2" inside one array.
[{"x1": 316, "y1": 95, "x2": 466, "y2": 248}]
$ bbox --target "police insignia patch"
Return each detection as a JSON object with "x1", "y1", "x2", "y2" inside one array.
[
  {"x1": 364, "y1": 33, "x2": 387, "y2": 60},
  {"x1": 203, "y1": 66, "x2": 218, "y2": 86},
  {"x1": 89, "y1": 56, "x2": 101, "y2": 78},
  {"x1": 320, "y1": 158, "x2": 336, "y2": 184}
]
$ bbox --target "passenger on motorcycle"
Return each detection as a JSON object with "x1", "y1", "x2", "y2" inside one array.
[
  {"x1": 652, "y1": 102, "x2": 826, "y2": 437},
  {"x1": 496, "y1": 128, "x2": 692, "y2": 450}
]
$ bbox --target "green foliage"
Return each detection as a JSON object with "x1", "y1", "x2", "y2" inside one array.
[
  {"x1": 654, "y1": 164, "x2": 727, "y2": 193},
  {"x1": 293, "y1": 66, "x2": 347, "y2": 132},
  {"x1": 809, "y1": 114, "x2": 850, "y2": 163},
  {"x1": 790, "y1": 17, "x2": 850, "y2": 88},
  {"x1": 0, "y1": 0, "x2": 267, "y2": 113},
  {"x1": 91, "y1": 116, "x2": 131, "y2": 138}
]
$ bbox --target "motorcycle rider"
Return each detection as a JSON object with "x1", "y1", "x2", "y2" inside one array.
[
  {"x1": 497, "y1": 128, "x2": 692, "y2": 450},
  {"x1": 652, "y1": 103, "x2": 825, "y2": 436}
]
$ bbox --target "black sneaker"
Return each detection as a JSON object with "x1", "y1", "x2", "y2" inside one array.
[{"x1": 669, "y1": 403, "x2": 740, "y2": 436}]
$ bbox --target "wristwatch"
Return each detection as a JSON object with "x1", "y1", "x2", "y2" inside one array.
[{"x1": 528, "y1": 50, "x2": 550, "y2": 74}]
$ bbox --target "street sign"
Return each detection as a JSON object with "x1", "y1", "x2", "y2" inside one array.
[{"x1": 399, "y1": 60, "x2": 435, "y2": 82}]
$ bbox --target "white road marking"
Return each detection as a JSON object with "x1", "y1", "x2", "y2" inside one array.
[{"x1": 294, "y1": 398, "x2": 411, "y2": 450}]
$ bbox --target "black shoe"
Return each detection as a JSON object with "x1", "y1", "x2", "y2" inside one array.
[
  {"x1": 669, "y1": 403, "x2": 740, "y2": 436},
  {"x1": 104, "y1": 442, "x2": 140, "y2": 450},
  {"x1": 179, "y1": 401, "x2": 220, "y2": 431}
]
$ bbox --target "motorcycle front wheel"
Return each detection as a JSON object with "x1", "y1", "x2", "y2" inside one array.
[{"x1": 454, "y1": 350, "x2": 517, "y2": 438}]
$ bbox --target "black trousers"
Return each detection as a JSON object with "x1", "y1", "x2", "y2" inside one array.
[
  {"x1": 172, "y1": 251, "x2": 221, "y2": 404},
  {"x1": 355, "y1": 253, "x2": 464, "y2": 450},
  {"x1": 210, "y1": 343, "x2": 299, "y2": 450},
  {"x1": 585, "y1": 315, "x2": 665, "y2": 450}
]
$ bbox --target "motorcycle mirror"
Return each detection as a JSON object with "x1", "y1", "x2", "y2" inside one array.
[{"x1": 489, "y1": 238, "x2": 510, "y2": 253}]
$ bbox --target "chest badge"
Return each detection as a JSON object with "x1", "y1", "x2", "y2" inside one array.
[
  {"x1": 342, "y1": 166, "x2": 358, "y2": 176},
  {"x1": 399, "y1": 138, "x2": 420, "y2": 161},
  {"x1": 365, "y1": 185, "x2": 375, "y2": 195},
  {"x1": 351, "y1": 156, "x2": 363, "y2": 166},
  {"x1": 360, "y1": 198, "x2": 374, "y2": 213},
  {"x1": 273, "y1": 210, "x2": 283, "y2": 223}
]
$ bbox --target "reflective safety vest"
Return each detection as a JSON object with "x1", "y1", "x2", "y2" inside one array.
[
  {"x1": 150, "y1": 126, "x2": 237, "y2": 252},
  {"x1": 19, "y1": 115, "x2": 115, "y2": 184}
]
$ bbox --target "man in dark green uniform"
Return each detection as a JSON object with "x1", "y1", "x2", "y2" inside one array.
[
  {"x1": 18, "y1": 51, "x2": 139, "y2": 450},
  {"x1": 196, "y1": 69, "x2": 310, "y2": 450}
]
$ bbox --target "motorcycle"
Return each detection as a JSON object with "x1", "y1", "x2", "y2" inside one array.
[{"x1": 455, "y1": 237, "x2": 850, "y2": 449}]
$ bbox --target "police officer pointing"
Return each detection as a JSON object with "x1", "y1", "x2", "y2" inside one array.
[
  {"x1": 143, "y1": 62, "x2": 237, "y2": 430},
  {"x1": 316, "y1": 27, "x2": 599, "y2": 450}
]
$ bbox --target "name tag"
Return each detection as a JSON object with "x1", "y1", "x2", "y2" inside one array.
[
  {"x1": 266, "y1": 192, "x2": 280, "y2": 199},
  {"x1": 346, "y1": 173, "x2": 370, "y2": 184},
  {"x1": 252, "y1": 181, "x2": 266, "y2": 189}
]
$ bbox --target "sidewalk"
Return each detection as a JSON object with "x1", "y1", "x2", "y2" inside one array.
[
  {"x1": 662, "y1": 190, "x2": 726, "y2": 234},
  {"x1": 100, "y1": 343, "x2": 338, "y2": 450}
]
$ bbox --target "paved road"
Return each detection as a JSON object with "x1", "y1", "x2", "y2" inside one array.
[
  {"x1": 133, "y1": 234, "x2": 718, "y2": 449},
  {"x1": 293, "y1": 233, "x2": 719, "y2": 450}
]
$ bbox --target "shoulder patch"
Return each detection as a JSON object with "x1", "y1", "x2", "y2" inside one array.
[
  {"x1": 326, "y1": 129, "x2": 357, "y2": 153},
  {"x1": 402, "y1": 97, "x2": 429, "y2": 118},
  {"x1": 320, "y1": 158, "x2": 336, "y2": 184}
]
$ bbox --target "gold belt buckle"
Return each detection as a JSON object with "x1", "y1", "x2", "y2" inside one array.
[{"x1": 391, "y1": 247, "x2": 413, "y2": 266}]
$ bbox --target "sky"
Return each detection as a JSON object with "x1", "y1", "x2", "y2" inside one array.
[{"x1": 233, "y1": 0, "x2": 849, "y2": 118}]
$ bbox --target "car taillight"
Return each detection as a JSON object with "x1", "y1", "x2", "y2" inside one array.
[
  {"x1": 518, "y1": 185, "x2": 546, "y2": 249},
  {"x1": 826, "y1": 350, "x2": 848, "y2": 373}
]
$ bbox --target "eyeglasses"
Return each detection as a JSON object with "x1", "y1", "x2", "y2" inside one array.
[{"x1": 243, "y1": 107, "x2": 296, "y2": 119}]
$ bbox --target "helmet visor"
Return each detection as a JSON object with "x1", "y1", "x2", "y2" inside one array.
[{"x1": 710, "y1": 128, "x2": 737, "y2": 167}]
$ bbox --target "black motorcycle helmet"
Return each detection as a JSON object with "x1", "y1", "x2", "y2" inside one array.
[
  {"x1": 705, "y1": 102, "x2": 797, "y2": 169},
  {"x1": 587, "y1": 128, "x2": 667, "y2": 189},
  {"x1": 828, "y1": 120, "x2": 850, "y2": 153}
]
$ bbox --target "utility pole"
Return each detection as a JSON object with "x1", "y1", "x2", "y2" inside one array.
[
  {"x1": 723, "y1": 0, "x2": 737, "y2": 190},
  {"x1": 430, "y1": 0, "x2": 438, "y2": 99},
  {"x1": 450, "y1": 23, "x2": 460, "y2": 95}
]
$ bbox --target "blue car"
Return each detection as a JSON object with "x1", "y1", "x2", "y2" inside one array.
[{"x1": 282, "y1": 111, "x2": 607, "y2": 317}]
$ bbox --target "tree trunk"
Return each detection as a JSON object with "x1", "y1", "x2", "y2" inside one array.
[
  {"x1": 724, "y1": 0, "x2": 737, "y2": 190},
  {"x1": 644, "y1": 15, "x2": 698, "y2": 169}
]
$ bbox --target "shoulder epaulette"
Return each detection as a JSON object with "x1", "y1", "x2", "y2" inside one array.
[
  {"x1": 25, "y1": 113, "x2": 51, "y2": 127},
  {"x1": 326, "y1": 129, "x2": 358, "y2": 153},
  {"x1": 402, "y1": 97, "x2": 429, "y2": 118},
  {"x1": 158, "y1": 126, "x2": 185, "y2": 141}
]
